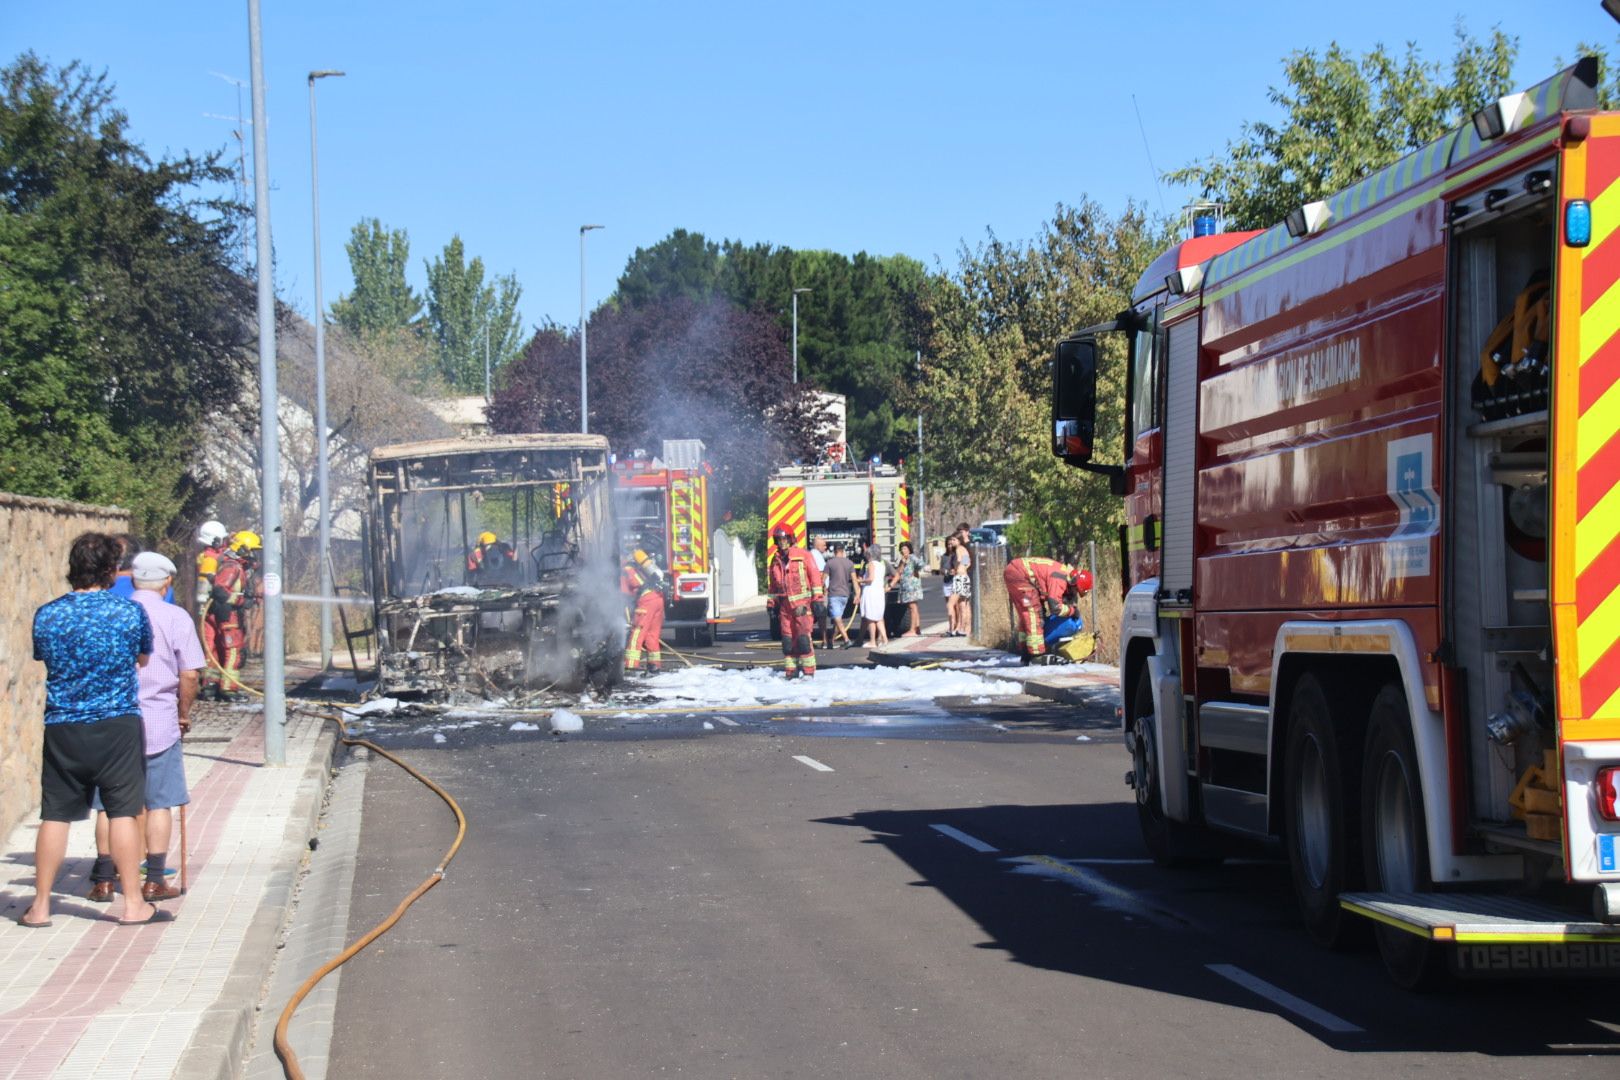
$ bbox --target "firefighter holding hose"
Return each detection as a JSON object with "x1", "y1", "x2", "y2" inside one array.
[
  {"x1": 768, "y1": 527, "x2": 825, "y2": 679},
  {"x1": 1003, "y1": 556, "x2": 1093, "y2": 665},
  {"x1": 622, "y1": 549, "x2": 668, "y2": 676},
  {"x1": 206, "y1": 531, "x2": 260, "y2": 699}
]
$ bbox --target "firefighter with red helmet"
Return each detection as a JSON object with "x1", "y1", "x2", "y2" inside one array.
[
  {"x1": 621, "y1": 548, "x2": 668, "y2": 676},
  {"x1": 768, "y1": 526, "x2": 825, "y2": 678},
  {"x1": 207, "y1": 531, "x2": 260, "y2": 699},
  {"x1": 1003, "y1": 556, "x2": 1092, "y2": 665}
]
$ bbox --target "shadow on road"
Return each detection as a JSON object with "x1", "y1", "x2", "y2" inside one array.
[{"x1": 816, "y1": 801, "x2": 1620, "y2": 1057}]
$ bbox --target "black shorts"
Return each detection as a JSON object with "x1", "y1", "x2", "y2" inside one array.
[{"x1": 41, "y1": 714, "x2": 146, "y2": 821}]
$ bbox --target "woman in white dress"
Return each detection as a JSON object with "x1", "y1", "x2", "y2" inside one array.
[{"x1": 860, "y1": 545, "x2": 888, "y2": 647}]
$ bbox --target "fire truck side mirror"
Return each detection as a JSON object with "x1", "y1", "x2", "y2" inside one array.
[{"x1": 1052, "y1": 337, "x2": 1098, "y2": 462}]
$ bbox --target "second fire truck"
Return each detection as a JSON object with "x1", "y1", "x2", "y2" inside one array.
[
  {"x1": 1053, "y1": 60, "x2": 1620, "y2": 985},
  {"x1": 612, "y1": 440, "x2": 718, "y2": 646}
]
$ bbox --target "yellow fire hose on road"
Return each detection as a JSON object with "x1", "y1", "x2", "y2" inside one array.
[
  {"x1": 273, "y1": 704, "x2": 467, "y2": 1080},
  {"x1": 187, "y1": 669, "x2": 467, "y2": 1080}
]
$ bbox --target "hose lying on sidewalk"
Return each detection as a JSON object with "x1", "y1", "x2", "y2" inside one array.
[{"x1": 272, "y1": 704, "x2": 468, "y2": 1080}]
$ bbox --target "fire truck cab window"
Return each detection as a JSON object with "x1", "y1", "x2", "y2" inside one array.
[{"x1": 1130, "y1": 311, "x2": 1162, "y2": 440}]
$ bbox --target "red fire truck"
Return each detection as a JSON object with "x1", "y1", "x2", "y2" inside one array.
[
  {"x1": 612, "y1": 441, "x2": 717, "y2": 646},
  {"x1": 1052, "y1": 60, "x2": 1620, "y2": 985}
]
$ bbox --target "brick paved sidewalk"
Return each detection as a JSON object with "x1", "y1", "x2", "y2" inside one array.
[{"x1": 0, "y1": 705, "x2": 336, "y2": 1080}]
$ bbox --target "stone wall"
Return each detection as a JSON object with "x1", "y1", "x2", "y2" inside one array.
[{"x1": 0, "y1": 493, "x2": 132, "y2": 839}]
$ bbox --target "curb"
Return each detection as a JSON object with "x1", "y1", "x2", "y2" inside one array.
[
  {"x1": 979, "y1": 668, "x2": 1120, "y2": 708},
  {"x1": 172, "y1": 720, "x2": 341, "y2": 1080},
  {"x1": 869, "y1": 645, "x2": 1121, "y2": 709}
]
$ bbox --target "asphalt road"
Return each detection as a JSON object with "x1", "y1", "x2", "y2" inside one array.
[{"x1": 324, "y1": 634, "x2": 1620, "y2": 1079}]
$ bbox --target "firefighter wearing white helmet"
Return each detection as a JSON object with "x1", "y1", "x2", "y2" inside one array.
[{"x1": 195, "y1": 520, "x2": 230, "y2": 608}]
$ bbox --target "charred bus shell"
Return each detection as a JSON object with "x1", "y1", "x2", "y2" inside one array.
[{"x1": 366, "y1": 434, "x2": 621, "y2": 699}]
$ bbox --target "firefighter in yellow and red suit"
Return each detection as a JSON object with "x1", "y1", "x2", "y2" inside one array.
[
  {"x1": 207, "y1": 531, "x2": 261, "y2": 699},
  {"x1": 768, "y1": 527, "x2": 825, "y2": 679},
  {"x1": 1003, "y1": 556, "x2": 1093, "y2": 665},
  {"x1": 195, "y1": 520, "x2": 230, "y2": 665},
  {"x1": 621, "y1": 548, "x2": 668, "y2": 676}
]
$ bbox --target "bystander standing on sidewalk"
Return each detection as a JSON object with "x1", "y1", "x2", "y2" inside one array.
[
  {"x1": 892, "y1": 541, "x2": 926, "y2": 636},
  {"x1": 20, "y1": 532, "x2": 168, "y2": 928},
  {"x1": 86, "y1": 552, "x2": 202, "y2": 904}
]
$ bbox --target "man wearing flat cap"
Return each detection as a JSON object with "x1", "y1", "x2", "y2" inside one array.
[{"x1": 85, "y1": 551, "x2": 206, "y2": 904}]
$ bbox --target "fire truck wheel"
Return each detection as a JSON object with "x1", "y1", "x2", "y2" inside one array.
[
  {"x1": 1129, "y1": 669, "x2": 1220, "y2": 867},
  {"x1": 1361, "y1": 685, "x2": 1447, "y2": 990},
  {"x1": 1284, "y1": 673, "x2": 1367, "y2": 950}
]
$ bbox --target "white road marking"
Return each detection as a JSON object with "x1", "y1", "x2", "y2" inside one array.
[
  {"x1": 793, "y1": 755, "x2": 834, "y2": 772},
  {"x1": 929, "y1": 824, "x2": 999, "y2": 853},
  {"x1": 714, "y1": 716, "x2": 739, "y2": 727},
  {"x1": 1205, "y1": 964, "x2": 1363, "y2": 1034}
]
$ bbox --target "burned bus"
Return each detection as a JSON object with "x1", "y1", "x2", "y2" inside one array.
[{"x1": 365, "y1": 434, "x2": 621, "y2": 698}]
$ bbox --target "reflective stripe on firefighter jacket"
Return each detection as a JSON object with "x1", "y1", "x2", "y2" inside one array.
[{"x1": 769, "y1": 546, "x2": 824, "y2": 676}]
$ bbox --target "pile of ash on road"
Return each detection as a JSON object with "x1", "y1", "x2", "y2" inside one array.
[{"x1": 617, "y1": 664, "x2": 1022, "y2": 710}]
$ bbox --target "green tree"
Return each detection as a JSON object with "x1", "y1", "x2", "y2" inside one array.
[
  {"x1": 1168, "y1": 27, "x2": 1517, "y2": 229},
  {"x1": 0, "y1": 53, "x2": 252, "y2": 536},
  {"x1": 913, "y1": 200, "x2": 1170, "y2": 562},
  {"x1": 613, "y1": 232, "x2": 927, "y2": 462},
  {"x1": 423, "y1": 234, "x2": 524, "y2": 393},
  {"x1": 330, "y1": 218, "x2": 421, "y2": 338}
]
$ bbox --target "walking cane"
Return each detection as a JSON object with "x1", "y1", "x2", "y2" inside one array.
[{"x1": 179, "y1": 802, "x2": 189, "y2": 895}]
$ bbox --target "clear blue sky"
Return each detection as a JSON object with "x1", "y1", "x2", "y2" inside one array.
[{"x1": 9, "y1": 1, "x2": 1611, "y2": 331}]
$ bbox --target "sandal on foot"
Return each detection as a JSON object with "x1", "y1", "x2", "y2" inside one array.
[{"x1": 119, "y1": 908, "x2": 177, "y2": 927}]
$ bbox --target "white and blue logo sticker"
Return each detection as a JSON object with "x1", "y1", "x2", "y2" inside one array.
[{"x1": 1386, "y1": 434, "x2": 1438, "y2": 579}]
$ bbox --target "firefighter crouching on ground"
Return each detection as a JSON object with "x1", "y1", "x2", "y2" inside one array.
[
  {"x1": 768, "y1": 527, "x2": 825, "y2": 679},
  {"x1": 622, "y1": 549, "x2": 669, "y2": 676},
  {"x1": 207, "y1": 531, "x2": 260, "y2": 699},
  {"x1": 1003, "y1": 556, "x2": 1093, "y2": 665}
]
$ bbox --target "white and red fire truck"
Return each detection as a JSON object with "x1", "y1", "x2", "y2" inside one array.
[
  {"x1": 766, "y1": 462, "x2": 912, "y2": 634},
  {"x1": 1053, "y1": 60, "x2": 1620, "y2": 985},
  {"x1": 613, "y1": 440, "x2": 717, "y2": 646}
]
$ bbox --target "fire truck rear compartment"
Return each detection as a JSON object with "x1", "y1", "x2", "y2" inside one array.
[{"x1": 1447, "y1": 177, "x2": 1557, "y2": 851}]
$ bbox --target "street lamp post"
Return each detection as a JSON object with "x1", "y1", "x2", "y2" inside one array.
[
  {"x1": 483, "y1": 313, "x2": 492, "y2": 403},
  {"x1": 247, "y1": 0, "x2": 285, "y2": 765},
  {"x1": 915, "y1": 348, "x2": 925, "y2": 540},
  {"x1": 791, "y1": 287, "x2": 811, "y2": 384},
  {"x1": 308, "y1": 68, "x2": 344, "y2": 673},
  {"x1": 579, "y1": 224, "x2": 603, "y2": 433}
]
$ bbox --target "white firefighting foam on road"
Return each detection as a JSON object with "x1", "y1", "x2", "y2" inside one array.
[{"x1": 632, "y1": 664, "x2": 1020, "y2": 709}]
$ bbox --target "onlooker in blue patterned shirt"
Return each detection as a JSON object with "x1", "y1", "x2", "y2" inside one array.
[{"x1": 19, "y1": 532, "x2": 171, "y2": 928}]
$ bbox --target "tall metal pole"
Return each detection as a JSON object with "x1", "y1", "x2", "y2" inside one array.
[
  {"x1": 483, "y1": 314, "x2": 492, "y2": 402},
  {"x1": 308, "y1": 69, "x2": 344, "y2": 672},
  {"x1": 915, "y1": 349, "x2": 925, "y2": 541},
  {"x1": 579, "y1": 224, "x2": 602, "y2": 433},
  {"x1": 792, "y1": 287, "x2": 811, "y2": 384},
  {"x1": 248, "y1": 0, "x2": 285, "y2": 765}
]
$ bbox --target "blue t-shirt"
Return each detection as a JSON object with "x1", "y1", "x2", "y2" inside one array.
[{"x1": 32, "y1": 591, "x2": 153, "y2": 724}]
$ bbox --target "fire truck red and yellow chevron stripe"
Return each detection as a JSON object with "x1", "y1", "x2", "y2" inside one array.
[
  {"x1": 897, "y1": 484, "x2": 911, "y2": 545},
  {"x1": 767, "y1": 484, "x2": 806, "y2": 547},
  {"x1": 1558, "y1": 118, "x2": 1620, "y2": 737}
]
